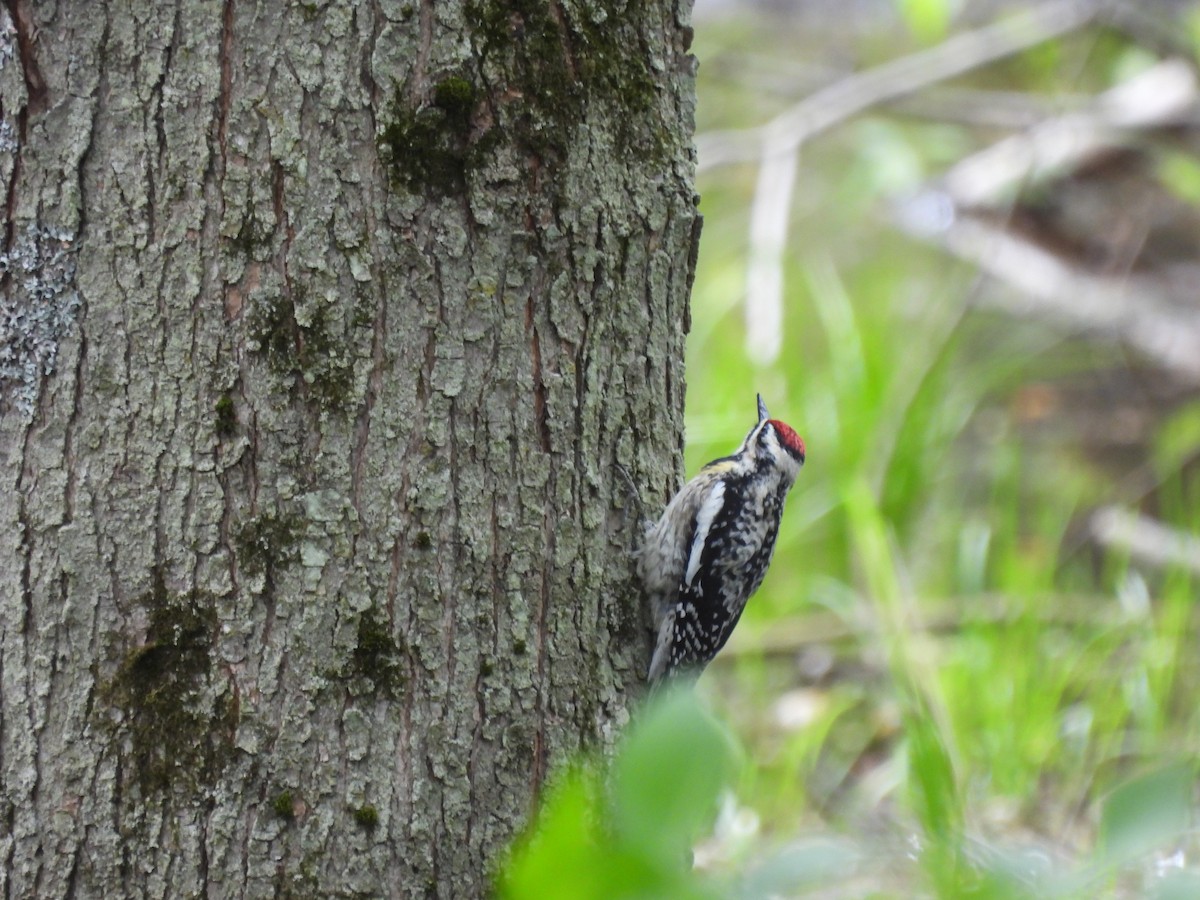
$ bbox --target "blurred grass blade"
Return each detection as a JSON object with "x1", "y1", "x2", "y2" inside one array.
[
  {"x1": 805, "y1": 252, "x2": 866, "y2": 412},
  {"x1": 906, "y1": 694, "x2": 963, "y2": 841},
  {"x1": 844, "y1": 477, "x2": 964, "y2": 848},
  {"x1": 1153, "y1": 401, "x2": 1200, "y2": 478}
]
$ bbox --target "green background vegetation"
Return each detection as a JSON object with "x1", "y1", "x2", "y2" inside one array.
[{"x1": 506, "y1": 2, "x2": 1200, "y2": 896}]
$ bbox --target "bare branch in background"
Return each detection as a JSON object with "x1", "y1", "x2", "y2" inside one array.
[
  {"x1": 707, "y1": 53, "x2": 1098, "y2": 128},
  {"x1": 720, "y1": 0, "x2": 1097, "y2": 366},
  {"x1": 1091, "y1": 507, "x2": 1200, "y2": 576},
  {"x1": 938, "y1": 218, "x2": 1200, "y2": 382},
  {"x1": 895, "y1": 59, "x2": 1200, "y2": 382},
  {"x1": 938, "y1": 60, "x2": 1197, "y2": 207},
  {"x1": 716, "y1": 591, "x2": 1150, "y2": 662},
  {"x1": 889, "y1": 87, "x2": 1095, "y2": 129},
  {"x1": 697, "y1": 0, "x2": 1097, "y2": 173}
]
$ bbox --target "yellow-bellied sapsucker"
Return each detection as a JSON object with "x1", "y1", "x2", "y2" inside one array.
[{"x1": 640, "y1": 394, "x2": 806, "y2": 681}]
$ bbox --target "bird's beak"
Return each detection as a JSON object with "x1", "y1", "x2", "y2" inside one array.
[{"x1": 757, "y1": 393, "x2": 769, "y2": 422}]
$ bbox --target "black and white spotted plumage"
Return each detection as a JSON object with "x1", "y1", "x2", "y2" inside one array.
[{"x1": 640, "y1": 395, "x2": 806, "y2": 682}]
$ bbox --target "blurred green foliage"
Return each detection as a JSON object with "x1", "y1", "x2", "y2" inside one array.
[
  {"x1": 503, "y1": 2, "x2": 1200, "y2": 896},
  {"x1": 499, "y1": 689, "x2": 734, "y2": 899},
  {"x1": 896, "y1": 0, "x2": 954, "y2": 44}
]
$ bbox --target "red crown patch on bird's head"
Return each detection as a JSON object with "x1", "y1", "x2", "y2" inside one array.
[{"x1": 768, "y1": 419, "x2": 806, "y2": 462}]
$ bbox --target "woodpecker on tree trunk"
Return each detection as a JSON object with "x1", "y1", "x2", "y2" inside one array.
[{"x1": 639, "y1": 394, "x2": 806, "y2": 681}]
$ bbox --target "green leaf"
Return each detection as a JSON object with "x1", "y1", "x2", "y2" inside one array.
[
  {"x1": 499, "y1": 690, "x2": 735, "y2": 900},
  {"x1": 611, "y1": 687, "x2": 739, "y2": 867},
  {"x1": 1099, "y1": 763, "x2": 1193, "y2": 864},
  {"x1": 499, "y1": 769, "x2": 690, "y2": 900},
  {"x1": 498, "y1": 767, "x2": 608, "y2": 900}
]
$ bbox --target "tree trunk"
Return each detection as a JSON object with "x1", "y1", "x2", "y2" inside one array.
[{"x1": 0, "y1": 1, "x2": 697, "y2": 895}]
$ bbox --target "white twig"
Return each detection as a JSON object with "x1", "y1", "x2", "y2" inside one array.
[{"x1": 744, "y1": 145, "x2": 797, "y2": 365}]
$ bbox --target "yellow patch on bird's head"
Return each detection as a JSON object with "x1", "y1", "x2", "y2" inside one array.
[{"x1": 699, "y1": 458, "x2": 738, "y2": 476}]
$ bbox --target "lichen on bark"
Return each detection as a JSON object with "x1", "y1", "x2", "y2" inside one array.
[{"x1": 0, "y1": 224, "x2": 81, "y2": 420}]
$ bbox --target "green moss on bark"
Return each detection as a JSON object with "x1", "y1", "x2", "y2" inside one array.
[
  {"x1": 345, "y1": 606, "x2": 405, "y2": 697},
  {"x1": 377, "y1": 1, "x2": 669, "y2": 192},
  {"x1": 102, "y1": 576, "x2": 236, "y2": 797},
  {"x1": 352, "y1": 804, "x2": 380, "y2": 830},
  {"x1": 214, "y1": 393, "x2": 237, "y2": 437},
  {"x1": 433, "y1": 76, "x2": 477, "y2": 125},
  {"x1": 464, "y1": 0, "x2": 664, "y2": 161},
  {"x1": 273, "y1": 789, "x2": 297, "y2": 820},
  {"x1": 247, "y1": 290, "x2": 354, "y2": 409},
  {"x1": 377, "y1": 75, "x2": 487, "y2": 196},
  {"x1": 235, "y1": 510, "x2": 304, "y2": 578}
]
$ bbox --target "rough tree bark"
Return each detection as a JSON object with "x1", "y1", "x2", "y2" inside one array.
[{"x1": 0, "y1": 1, "x2": 697, "y2": 896}]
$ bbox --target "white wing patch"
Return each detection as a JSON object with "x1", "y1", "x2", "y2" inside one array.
[{"x1": 683, "y1": 481, "x2": 725, "y2": 590}]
